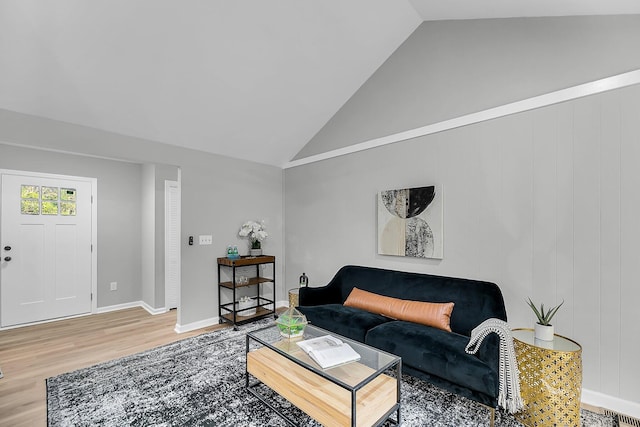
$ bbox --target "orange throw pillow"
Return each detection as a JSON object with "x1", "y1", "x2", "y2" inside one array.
[{"x1": 344, "y1": 287, "x2": 454, "y2": 332}]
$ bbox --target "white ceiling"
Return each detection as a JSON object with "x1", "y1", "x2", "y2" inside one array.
[{"x1": 1, "y1": 1, "x2": 639, "y2": 167}]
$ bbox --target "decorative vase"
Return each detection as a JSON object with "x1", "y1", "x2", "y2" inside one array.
[
  {"x1": 534, "y1": 323, "x2": 554, "y2": 341},
  {"x1": 250, "y1": 248, "x2": 262, "y2": 256}
]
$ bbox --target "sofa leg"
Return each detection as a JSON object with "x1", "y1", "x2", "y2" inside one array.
[{"x1": 480, "y1": 404, "x2": 495, "y2": 427}]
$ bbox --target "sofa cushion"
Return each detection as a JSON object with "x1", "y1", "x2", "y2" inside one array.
[
  {"x1": 297, "y1": 304, "x2": 390, "y2": 343},
  {"x1": 344, "y1": 287, "x2": 454, "y2": 332},
  {"x1": 365, "y1": 321, "x2": 498, "y2": 399}
]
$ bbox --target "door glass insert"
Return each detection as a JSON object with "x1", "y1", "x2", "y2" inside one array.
[
  {"x1": 61, "y1": 188, "x2": 76, "y2": 201},
  {"x1": 42, "y1": 186, "x2": 59, "y2": 200},
  {"x1": 21, "y1": 185, "x2": 40, "y2": 215},
  {"x1": 60, "y1": 188, "x2": 77, "y2": 215},
  {"x1": 60, "y1": 202, "x2": 77, "y2": 216},
  {"x1": 21, "y1": 200, "x2": 40, "y2": 215},
  {"x1": 21, "y1": 185, "x2": 39, "y2": 199},
  {"x1": 42, "y1": 201, "x2": 59, "y2": 215},
  {"x1": 19, "y1": 185, "x2": 77, "y2": 215}
]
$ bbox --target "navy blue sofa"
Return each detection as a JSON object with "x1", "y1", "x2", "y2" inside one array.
[{"x1": 297, "y1": 265, "x2": 507, "y2": 408}]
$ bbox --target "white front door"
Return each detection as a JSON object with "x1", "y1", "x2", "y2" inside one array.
[{"x1": 1, "y1": 172, "x2": 93, "y2": 327}]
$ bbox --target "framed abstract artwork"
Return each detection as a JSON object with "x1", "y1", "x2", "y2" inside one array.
[{"x1": 377, "y1": 185, "x2": 443, "y2": 259}]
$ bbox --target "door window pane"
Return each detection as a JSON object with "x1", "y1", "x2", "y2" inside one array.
[
  {"x1": 21, "y1": 200, "x2": 40, "y2": 215},
  {"x1": 42, "y1": 201, "x2": 59, "y2": 215},
  {"x1": 42, "y1": 187, "x2": 59, "y2": 200},
  {"x1": 61, "y1": 188, "x2": 76, "y2": 201},
  {"x1": 21, "y1": 185, "x2": 39, "y2": 199},
  {"x1": 60, "y1": 202, "x2": 77, "y2": 216}
]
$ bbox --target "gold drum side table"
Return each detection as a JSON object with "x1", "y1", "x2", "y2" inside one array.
[
  {"x1": 512, "y1": 328, "x2": 582, "y2": 427},
  {"x1": 288, "y1": 288, "x2": 299, "y2": 308}
]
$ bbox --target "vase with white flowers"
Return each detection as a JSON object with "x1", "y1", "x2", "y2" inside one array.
[{"x1": 239, "y1": 220, "x2": 268, "y2": 256}]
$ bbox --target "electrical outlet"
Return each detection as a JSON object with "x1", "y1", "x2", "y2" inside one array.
[
  {"x1": 199, "y1": 235, "x2": 213, "y2": 245},
  {"x1": 110, "y1": 282, "x2": 117, "y2": 291}
]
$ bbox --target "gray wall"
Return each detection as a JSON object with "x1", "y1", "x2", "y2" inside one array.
[
  {"x1": 295, "y1": 15, "x2": 640, "y2": 160},
  {"x1": 0, "y1": 143, "x2": 143, "y2": 307},
  {"x1": 287, "y1": 16, "x2": 640, "y2": 405},
  {"x1": 0, "y1": 108, "x2": 284, "y2": 328},
  {"x1": 285, "y1": 84, "x2": 640, "y2": 403}
]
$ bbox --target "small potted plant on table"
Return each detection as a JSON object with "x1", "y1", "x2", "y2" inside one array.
[{"x1": 527, "y1": 298, "x2": 564, "y2": 341}]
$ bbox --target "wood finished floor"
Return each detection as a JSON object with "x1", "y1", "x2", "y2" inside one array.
[{"x1": 0, "y1": 307, "x2": 225, "y2": 427}]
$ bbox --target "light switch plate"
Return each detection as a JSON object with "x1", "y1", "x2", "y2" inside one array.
[{"x1": 199, "y1": 235, "x2": 213, "y2": 245}]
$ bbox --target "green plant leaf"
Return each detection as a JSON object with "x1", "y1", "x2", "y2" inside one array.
[
  {"x1": 527, "y1": 298, "x2": 544, "y2": 324},
  {"x1": 527, "y1": 298, "x2": 564, "y2": 326},
  {"x1": 545, "y1": 300, "x2": 564, "y2": 325}
]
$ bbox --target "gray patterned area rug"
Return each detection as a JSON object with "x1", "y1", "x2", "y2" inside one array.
[{"x1": 47, "y1": 320, "x2": 617, "y2": 427}]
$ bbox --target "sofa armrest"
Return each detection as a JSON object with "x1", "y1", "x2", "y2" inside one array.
[
  {"x1": 473, "y1": 333, "x2": 501, "y2": 383},
  {"x1": 298, "y1": 285, "x2": 340, "y2": 306},
  {"x1": 298, "y1": 267, "x2": 350, "y2": 306}
]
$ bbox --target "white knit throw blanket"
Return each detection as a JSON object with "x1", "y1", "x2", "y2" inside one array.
[{"x1": 465, "y1": 318, "x2": 524, "y2": 414}]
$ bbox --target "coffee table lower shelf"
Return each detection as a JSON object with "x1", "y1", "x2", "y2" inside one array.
[{"x1": 247, "y1": 346, "x2": 400, "y2": 427}]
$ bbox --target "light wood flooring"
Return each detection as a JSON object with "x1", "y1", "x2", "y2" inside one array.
[{"x1": 0, "y1": 307, "x2": 225, "y2": 427}]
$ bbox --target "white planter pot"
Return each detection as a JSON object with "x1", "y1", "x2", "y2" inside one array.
[
  {"x1": 249, "y1": 248, "x2": 262, "y2": 256},
  {"x1": 534, "y1": 323, "x2": 554, "y2": 341}
]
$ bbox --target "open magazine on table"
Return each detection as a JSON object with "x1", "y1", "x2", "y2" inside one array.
[{"x1": 296, "y1": 335, "x2": 361, "y2": 369}]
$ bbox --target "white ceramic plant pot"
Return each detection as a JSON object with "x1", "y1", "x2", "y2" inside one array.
[{"x1": 534, "y1": 323, "x2": 554, "y2": 341}]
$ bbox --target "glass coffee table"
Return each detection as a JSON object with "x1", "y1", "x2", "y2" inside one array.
[{"x1": 246, "y1": 324, "x2": 402, "y2": 427}]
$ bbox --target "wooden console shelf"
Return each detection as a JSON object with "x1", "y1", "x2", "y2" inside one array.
[
  {"x1": 217, "y1": 255, "x2": 276, "y2": 327},
  {"x1": 220, "y1": 306, "x2": 273, "y2": 324},
  {"x1": 219, "y1": 277, "x2": 274, "y2": 289},
  {"x1": 218, "y1": 255, "x2": 275, "y2": 267}
]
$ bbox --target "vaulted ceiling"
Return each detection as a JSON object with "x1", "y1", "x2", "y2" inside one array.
[{"x1": 1, "y1": 1, "x2": 639, "y2": 166}]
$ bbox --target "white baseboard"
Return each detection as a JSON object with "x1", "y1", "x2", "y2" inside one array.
[
  {"x1": 582, "y1": 388, "x2": 640, "y2": 419},
  {"x1": 95, "y1": 301, "x2": 144, "y2": 314},
  {"x1": 140, "y1": 301, "x2": 168, "y2": 315},
  {"x1": 96, "y1": 301, "x2": 167, "y2": 315},
  {"x1": 276, "y1": 300, "x2": 289, "y2": 309},
  {"x1": 174, "y1": 316, "x2": 220, "y2": 334}
]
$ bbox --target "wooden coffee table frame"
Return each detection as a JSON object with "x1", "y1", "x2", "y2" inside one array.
[{"x1": 246, "y1": 325, "x2": 401, "y2": 427}]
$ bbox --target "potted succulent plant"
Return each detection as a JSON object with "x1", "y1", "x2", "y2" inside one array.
[{"x1": 527, "y1": 298, "x2": 564, "y2": 341}]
